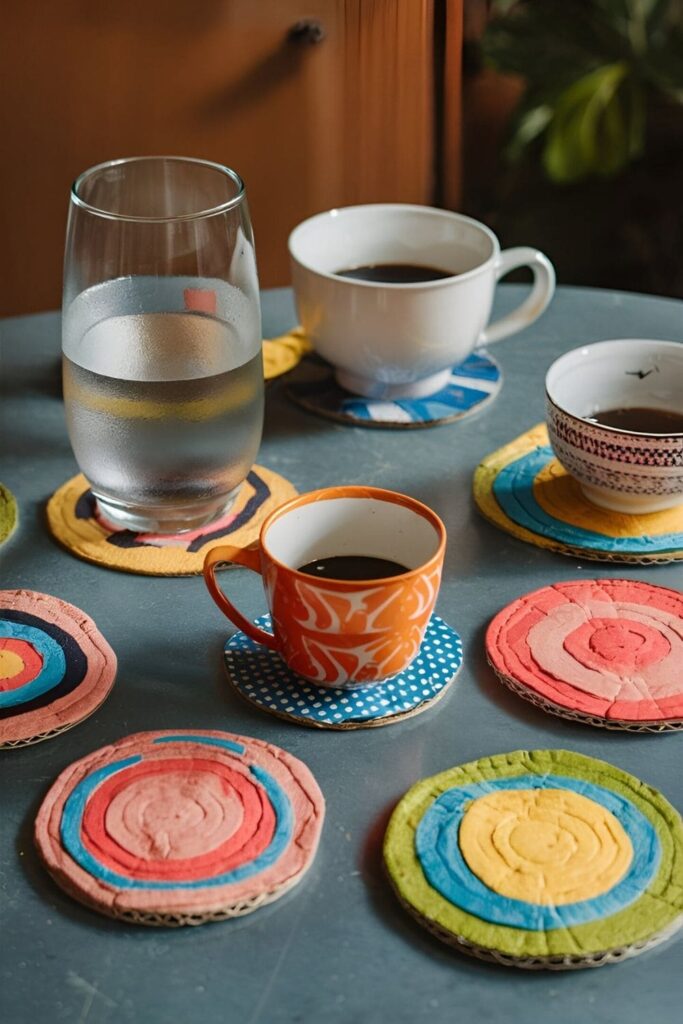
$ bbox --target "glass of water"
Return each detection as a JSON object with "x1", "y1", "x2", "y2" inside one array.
[{"x1": 62, "y1": 156, "x2": 264, "y2": 533}]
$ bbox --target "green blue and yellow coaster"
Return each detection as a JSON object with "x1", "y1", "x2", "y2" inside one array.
[
  {"x1": 473, "y1": 424, "x2": 683, "y2": 564},
  {"x1": 224, "y1": 614, "x2": 463, "y2": 729},
  {"x1": 0, "y1": 483, "x2": 18, "y2": 546},
  {"x1": 384, "y1": 749, "x2": 683, "y2": 969},
  {"x1": 46, "y1": 467, "x2": 297, "y2": 576},
  {"x1": 288, "y1": 351, "x2": 502, "y2": 429},
  {"x1": 1, "y1": 589, "x2": 117, "y2": 748}
]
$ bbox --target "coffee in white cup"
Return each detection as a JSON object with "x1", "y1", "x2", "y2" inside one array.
[{"x1": 289, "y1": 204, "x2": 555, "y2": 400}]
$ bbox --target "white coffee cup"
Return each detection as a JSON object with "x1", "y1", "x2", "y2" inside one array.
[{"x1": 288, "y1": 204, "x2": 555, "y2": 399}]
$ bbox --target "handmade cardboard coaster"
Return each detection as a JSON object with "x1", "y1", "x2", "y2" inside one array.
[
  {"x1": 0, "y1": 483, "x2": 18, "y2": 545},
  {"x1": 288, "y1": 351, "x2": 502, "y2": 429},
  {"x1": 473, "y1": 424, "x2": 683, "y2": 564},
  {"x1": 224, "y1": 614, "x2": 462, "y2": 729},
  {"x1": 384, "y1": 749, "x2": 683, "y2": 969},
  {"x1": 0, "y1": 590, "x2": 116, "y2": 748},
  {"x1": 46, "y1": 467, "x2": 297, "y2": 576},
  {"x1": 263, "y1": 328, "x2": 311, "y2": 381},
  {"x1": 35, "y1": 730, "x2": 325, "y2": 926},
  {"x1": 487, "y1": 579, "x2": 683, "y2": 732}
]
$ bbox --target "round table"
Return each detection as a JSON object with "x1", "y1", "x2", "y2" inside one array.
[{"x1": 1, "y1": 286, "x2": 682, "y2": 1024}]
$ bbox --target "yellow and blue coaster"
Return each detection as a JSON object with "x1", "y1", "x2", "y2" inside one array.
[
  {"x1": 287, "y1": 351, "x2": 502, "y2": 428},
  {"x1": 385, "y1": 750, "x2": 683, "y2": 968},
  {"x1": 0, "y1": 483, "x2": 18, "y2": 546},
  {"x1": 224, "y1": 613, "x2": 462, "y2": 729},
  {"x1": 46, "y1": 467, "x2": 297, "y2": 577},
  {"x1": 473, "y1": 424, "x2": 683, "y2": 564},
  {"x1": 263, "y1": 328, "x2": 311, "y2": 381}
]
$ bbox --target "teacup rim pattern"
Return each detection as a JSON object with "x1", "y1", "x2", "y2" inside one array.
[
  {"x1": 546, "y1": 338, "x2": 683, "y2": 440},
  {"x1": 288, "y1": 204, "x2": 500, "y2": 290}
]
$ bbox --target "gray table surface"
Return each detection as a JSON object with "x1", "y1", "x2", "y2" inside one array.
[{"x1": 1, "y1": 285, "x2": 682, "y2": 1024}]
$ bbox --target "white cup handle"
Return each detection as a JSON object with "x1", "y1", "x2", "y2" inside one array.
[{"x1": 479, "y1": 247, "x2": 555, "y2": 346}]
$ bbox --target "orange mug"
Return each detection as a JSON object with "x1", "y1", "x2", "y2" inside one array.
[{"x1": 203, "y1": 486, "x2": 446, "y2": 687}]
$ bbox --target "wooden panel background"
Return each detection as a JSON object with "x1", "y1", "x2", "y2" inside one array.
[{"x1": 0, "y1": 0, "x2": 452, "y2": 316}]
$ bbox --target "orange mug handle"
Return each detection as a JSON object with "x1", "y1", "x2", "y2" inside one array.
[{"x1": 203, "y1": 544, "x2": 280, "y2": 651}]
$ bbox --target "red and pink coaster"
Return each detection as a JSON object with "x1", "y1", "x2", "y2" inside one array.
[
  {"x1": 0, "y1": 590, "x2": 116, "y2": 748},
  {"x1": 486, "y1": 579, "x2": 683, "y2": 732},
  {"x1": 35, "y1": 730, "x2": 325, "y2": 926}
]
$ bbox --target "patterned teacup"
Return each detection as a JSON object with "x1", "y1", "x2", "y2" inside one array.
[
  {"x1": 546, "y1": 339, "x2": 683, "y2": 514},
  {"x1": 203, "y1": 486, "x2": 446, "y2": 687}
]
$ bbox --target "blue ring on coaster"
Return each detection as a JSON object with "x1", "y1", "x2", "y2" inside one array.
[
  {"x1": 287, "y1": 352, "x2": 501, "y2": 428},
  {"x1": 224, "y1": 614, "x2": 463, "y2": 727},
  {"x1": 494, "y1": 446, "x2": 683, "y2": 555}
]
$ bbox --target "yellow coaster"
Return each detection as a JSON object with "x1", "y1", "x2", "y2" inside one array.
[
  {"x1": 263, "y1": 328, "x2": 311, "y2": 381},
  {"x1": 473, "y1": 424, "x2": 683, "y2": 564},
  {"x1": 46, "y1": 467, "x2": 297, "y2": 576}
]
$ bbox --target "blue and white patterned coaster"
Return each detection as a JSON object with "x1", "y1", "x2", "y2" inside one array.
[
  {"x1": 287, "y1": 352, "x2": 502, "y2": 428},
  {"x1": 224, "y1": 614, "x2": 463, "y2": 729}
]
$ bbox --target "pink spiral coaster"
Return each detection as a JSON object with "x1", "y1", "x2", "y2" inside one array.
[
  {"x1": 0, "y1": 590, "x2": 116, "y2": 748},
  {"x1": 486, "y1": 579, "x2": 683, "y2": 732},
  {"x1": 35, "y1": 730, "x2": 325, "y2": 926}
]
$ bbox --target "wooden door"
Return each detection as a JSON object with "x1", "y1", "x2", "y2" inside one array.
[{"x1": 1, "y1": 0, "x2": 445, "y2": 316}]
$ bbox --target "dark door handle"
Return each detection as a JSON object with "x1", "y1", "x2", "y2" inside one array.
[{"x1": 287, "y1": 19, "x2": 326, "y2": 45}]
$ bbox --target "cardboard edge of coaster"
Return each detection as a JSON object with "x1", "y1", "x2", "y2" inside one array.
[
  {"x1": 487, "y1": 657, "x2": 683, "y2": 734},
  {"x1": 37, "y1": 850, "x2": 313, "y2": 928},
  {"x1": 386, "y1": 866, "x2": 683, "y2": 970},
  {"x1": 472, "y1": 440, "x2": 683, "y2": 566},
  {"x1": 288, "y1": 383, "x2": 501, "y2": 431},
  {"x1": 225, "y1": 659, "x2": 461, "y2": 731},
  {"x1": 0, "y1": 691, "x2": 112, "y2": 750}
]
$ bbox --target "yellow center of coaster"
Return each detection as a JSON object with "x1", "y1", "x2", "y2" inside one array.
[
  {"x1": 459, "y1": 789, "x2": 632, "y2": 905},
  {"x1": 0, "y1": 650, "x2": 24, "y2": 679},
  {"x1": 533, "y1": 459, "x2": 683, "y2": 539}
]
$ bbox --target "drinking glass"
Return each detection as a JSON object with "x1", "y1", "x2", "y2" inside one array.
[{"x1": 62, "y1": 156, "x2": 264, "y2": 533}]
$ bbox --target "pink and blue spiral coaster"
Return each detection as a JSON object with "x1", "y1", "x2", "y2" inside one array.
[
  {"x1": 35, "y1": 730, "x2": 325, "y2": 925},
  {"x1": 224, "y1": 613, "x2": 463, "y2": 729},
  {"x1": 287, "y1": 352, "x2": 502, "y2": 428}
]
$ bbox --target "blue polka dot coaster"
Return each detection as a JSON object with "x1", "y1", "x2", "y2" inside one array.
[
  {"x1": 287, "y1": 352, "x2": 502, "y2": 428},
  {"x1": 224, "y1": 614, "x2": 463, "y2": 729}
]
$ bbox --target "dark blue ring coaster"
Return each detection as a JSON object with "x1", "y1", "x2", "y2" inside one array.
[
  {"x1": 286, "y1": 352, "x2": 502, "y2": 429},
  {"x1": 224, "y1": 614, "x2": 463, "y2": 729}
]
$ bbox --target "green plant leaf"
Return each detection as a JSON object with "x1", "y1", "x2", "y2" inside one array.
[
  {"x1": 507, "y1": 105, "x2": 554, "y2": 161},
  {"x1": 483, "y1": 3, "x2": 621, "y2": 88},
  {"x1": 542, "y1": 61, "x2": 646, "y2": 181}
]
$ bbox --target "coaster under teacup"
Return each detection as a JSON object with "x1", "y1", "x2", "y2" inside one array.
[
  {"x1": 384, "y1": 749, "x2": 683, "y2": 969},
  {"x1": 34, "y1": 729, "x2": 325, "y2": 926},
  {"x1": 473, "y1": 424, "x2": 683, "y2": 563},
  {"x1": 224, "y1": 613, "x2": 462, "y2": 729},
  {"x1": 0, "y1": 590, "x2": 116, "y2": 748},
  {"x1": 46, "y1": 467, "x2": 297, "y2": 576},
  {"x1": 0, "y1": 483, "x2": 18, "y2": 545},
  {"x1": 487, "y1": 579, "x2": 683, "y2": 732},
  {"x1": 287, "y1": 351, "x2": 502, "y2": 428}
]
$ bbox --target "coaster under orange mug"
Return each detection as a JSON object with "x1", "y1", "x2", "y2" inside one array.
[{"x1": 204, "y1": 486, "x2": 446, "y2": 688}]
